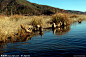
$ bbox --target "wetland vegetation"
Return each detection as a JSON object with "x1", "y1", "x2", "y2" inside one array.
[
  {"x1": 0, "y1": 13, "x2": 86, "y2": 42},
  {"x1": 0, "y1": 0, "x2": 86, "y2": 56}
]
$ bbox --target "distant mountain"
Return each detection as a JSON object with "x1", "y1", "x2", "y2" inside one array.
[{"x1": 0, "y1": 0, "x2": 86, "y2": 15}]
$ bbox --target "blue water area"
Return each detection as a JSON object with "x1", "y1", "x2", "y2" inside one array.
[{"x1": 0, "y1": 21, "x2": 86, "y2": 57}]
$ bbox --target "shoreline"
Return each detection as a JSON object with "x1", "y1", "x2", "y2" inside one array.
[{"x1": 0, "y1": 14, "x2": 86, "y2": 42}]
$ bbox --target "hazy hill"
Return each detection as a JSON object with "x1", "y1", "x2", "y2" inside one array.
[{"x1": 0, "y1": 0, "x2": 86, "y2": 15}]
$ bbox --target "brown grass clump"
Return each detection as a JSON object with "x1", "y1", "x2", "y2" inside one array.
[
  {"x1": 52, "y1": 13, "x2": 71, "y2": 25},
  {"x1": 31, "y1": 16, "x2": 43, "y2": 26},
  {"x1": 10, "y1": 33, "x2": 14, "y2": 38},
  {"x1": 9, "y1": 14, "x2": 23, "y2": 21},
  {"x1": 70, "y1": 14, "x2": 78, "y2": 18},
  {"x1": 0, "y1": 15, "x2": 6, "y2": 20},
  {"x1": 0, "y1": 33, "x2": 7, "y2": 42}
]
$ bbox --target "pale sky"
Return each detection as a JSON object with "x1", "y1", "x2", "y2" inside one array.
[{"x1": 27, "y1": 0, "x2": 86, "y2": 12}]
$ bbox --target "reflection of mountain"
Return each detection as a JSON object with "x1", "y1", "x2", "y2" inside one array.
[{"x1": 52, "y1": 25, "x2": 70, "y2": 35}]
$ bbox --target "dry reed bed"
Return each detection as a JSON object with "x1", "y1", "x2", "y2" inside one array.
[
  {"x1": 0, "y1": 15, "x2": 51, "y2": 36},
  {"x1": 69, "y1": 14, "x2": 86, "y2": 22},
  {"x1": 0, "y1": 14, "x2": 86, "y2": 42},
  {"x1": 52, "y1": 13, "x2": 71, "y2": 25}
]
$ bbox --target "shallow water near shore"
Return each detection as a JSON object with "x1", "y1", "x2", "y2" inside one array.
[{"x1": 0, "y1": 21, "x2": 86, "y2": 57}]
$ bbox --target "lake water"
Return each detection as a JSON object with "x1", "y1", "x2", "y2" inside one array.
[{"x1": 0, "y1": 21, "x2": 86, "y2": 57}]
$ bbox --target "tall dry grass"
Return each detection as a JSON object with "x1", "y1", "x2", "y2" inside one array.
[
  {"x1": 31, "y1": 16, "x2": 43, "y2": 26},
  {"x1": 52, "y1": 13, "x2": 71, "y2": 25},
  {"x1": 0, "y1": 15, "x2": 7, "y2": 20},
  {"x1": 0, "y1": 13, "x2": 86, "y2": 41},
  {"x1": 70, "y1": 14, "x2": 78, "y2": 18},
  {"x1": 0, "y1": 33, "x2": 7, "y2": 42},
  {"x1": 9, "y1": 14, "x2": 23, "y2": 21},
  {"x1": 0, "y1": 15, "x2": 32, "y2": 36}
]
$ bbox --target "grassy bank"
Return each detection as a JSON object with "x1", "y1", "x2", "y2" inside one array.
[{"x1": 0, "y1": 13, "x2": 86, "y2": 42}]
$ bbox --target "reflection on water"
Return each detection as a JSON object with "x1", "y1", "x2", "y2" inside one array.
[
  {"x1": 52, "y1": 25, "x2": 70, "y2": 35},
  {"x1": 0, "y1": 21, "x2": 86, "y2": 57},
  {"x1": 39, "y1": 32, "x2": 44, "y2": 38}
]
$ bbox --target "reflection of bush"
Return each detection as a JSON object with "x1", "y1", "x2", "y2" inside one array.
[
  {"x1": 32, "y1": 31, "x2": 41, "y2": 37},
  {"x1": 53, "y1": 25, "x2": 70, "y2": 35},
  {"x1": 0, "y1": 31, "x2": 43, "y2": 43},
  {"x1": 32, "y1": 33, "x2": 40, "y2": 37},
  {"x1": 9, "y1": 35, "x2": 32, "y2": 43}
]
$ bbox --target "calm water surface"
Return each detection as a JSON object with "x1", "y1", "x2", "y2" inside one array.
[{"x1": 0, "y1": 21, "x2": 86, "y2": 57}]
